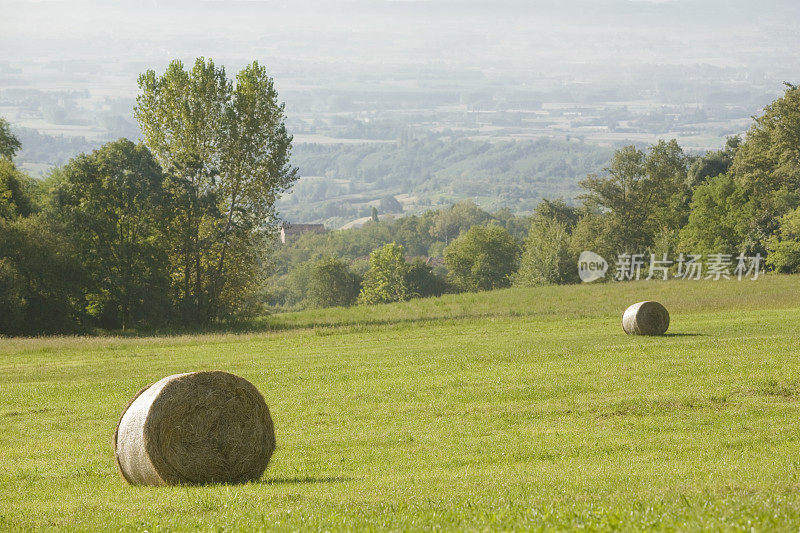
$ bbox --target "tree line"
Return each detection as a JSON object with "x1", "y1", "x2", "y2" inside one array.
[
  {"x1": 565, "y1": 83, "x2": 800, "y2": 276},
  {"x1": 1, "y1": 58, "x2": 295, "y2": 335},
  {"x1": 273, "y1": 83, "x2": 800, "y2": 309},
  {"x1": 3, "y1": 74, "x2": 800, "y2": 333}
]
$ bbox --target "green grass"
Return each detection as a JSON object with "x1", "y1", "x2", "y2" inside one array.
[{"x1": 3, "y1": 276, "x2": 800, "y2": 531}]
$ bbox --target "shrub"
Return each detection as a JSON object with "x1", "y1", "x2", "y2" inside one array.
[
  {"x1": 444, "y1": 224, "x2": 520, "y2": 292},
  {"x1": 359, "y1": 242, "x2": 410, "y2": 304},
  {"x1": 405, "y1": 258, "x2": 448, "y2": 298},
  {"x1": 514, "y1": 217, "x2": 577, "y2": 286},
  {"x1": 0, "y1": 216, "x2": 85, "y2": 335},
  {"x1": 307, "y1": 257, "x2": 361, "y2": 308},
  {"x1": 678, "y1": 173, "x2": 755, "y2": 256},
  {"x1": 766, "y1": 206, "x2": 800, "y2": 273}
]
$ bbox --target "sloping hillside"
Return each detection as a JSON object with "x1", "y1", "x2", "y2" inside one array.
[{"x1": 280, "y1": 136, "x2": 612, "y2": 227}]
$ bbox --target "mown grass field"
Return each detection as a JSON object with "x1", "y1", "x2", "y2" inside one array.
[{"x1": 3, "y1": 276, "x2": 800, "y2": 531}]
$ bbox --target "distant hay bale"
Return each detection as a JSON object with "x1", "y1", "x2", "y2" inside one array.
[
  {"x1": 622, "y1": 301, "x2": 670, "y2": 336},
  {"x1": 114, "y1": 371, "x2": 275, "y2": 486}
]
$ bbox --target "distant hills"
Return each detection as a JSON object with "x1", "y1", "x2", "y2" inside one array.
[{"x1": 280, "y1": 135, "x2": 613, "y2": 228}]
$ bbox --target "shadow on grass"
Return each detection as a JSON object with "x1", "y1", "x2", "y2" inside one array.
[
  {"x1": 17, "y1": 315, "x2": 715, "y2": 341},
  {"x1": 261, "y1": 476, "x2": 354, "y2": 485},
  {"x1": 88, "y1": 312, "x2": 519, "y2": 339},
  {"x1": 2, "y1": 311, "x2": 551, "y2": 340}
]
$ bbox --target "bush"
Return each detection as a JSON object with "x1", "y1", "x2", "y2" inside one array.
[
  {"x1": 405, "y1": 258, "x2": 448, "y2": 298},
  {"x1": 678, "y1": 173, "x2": 755, "y2": 256},
  {"x1": 0, "y1": 216, "x2": 85, "y2": 335},
  {"x1": 766, "y1": 206, "x2": 800, "y2": 273},
  {"x1": 514, "y1": 217, "x2": 577, "y2": 286},
  {"x1": 307, "y1": 257, "x2": 361, "y2": 308},
  {"x1": 444, "y1": 224, "x2": 520, "y2": 292},
  {"x1": 267, "y1": 261, "x2": 314, "y2": 309},
  {"x1": 51, "y1": 139, "x2": 171, "y2": 329},
  {"x1": 358, "y1": 242, "x2": 410, "y2": 304}
]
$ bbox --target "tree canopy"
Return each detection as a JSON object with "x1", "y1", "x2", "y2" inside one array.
[
  {"x1": 51, "y1": 139, "x2": 170, "y2": 329},
  {"x1": 359, "y1": 242, "x2": 410, "y2": 305},
  {"x1": 730, "y1": 83, "x2": 800, "y2": 246},
  {"x1": 6, "y1": 80, "x2": 800, "y2": 335},
  {"x1": 0, "y1": 117, "x2": 21, "y2": 161},
  {"x1": 135, "y1": 58, "x2": 297, "y2": 323},
  {"x1": 444, "y1": 224, "x2": 520, "y2": 292}
]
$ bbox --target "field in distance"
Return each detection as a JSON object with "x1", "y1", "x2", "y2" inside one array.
[{"x1": 3, "y1": 276, "x2": 800, "y2": 531}]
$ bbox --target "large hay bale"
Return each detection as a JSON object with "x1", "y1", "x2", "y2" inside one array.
[
  {"x1": 114, "y1": 371, "x2": 275, "y2": 486},
  {"x1": 622, "y1": 301, "x2": 670, "y2": 336}
]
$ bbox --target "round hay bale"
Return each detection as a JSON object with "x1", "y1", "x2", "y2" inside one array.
[
  {"x1": 622, "y1": 301, "x2": 670, "y2": 336},
  {"x1": 113, "y1": 371, "x2": 275, "y2": 486}
]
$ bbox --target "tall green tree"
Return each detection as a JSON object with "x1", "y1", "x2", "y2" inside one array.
[
  {"x1": 534, "y1": 198, "x2": 580, "y2": 231},
  {"x1": 569, "y1": 212, "x2": 619, "y2": 275},
  {"x1": 444, "y1": 224, "x2": 520, "y2": 292},
  {"x1": 0, "y1": 117, "x2": 34, "y2": 220},
  {"x1": 0, "y1": 159, "x2": 34, "y2": 220},
  {"x1": 679, "y1": 174, "x2": 755, "y2": 256},
  {"x1": 358, "y1": 242, "x2": 410, "y2": 304},
  {"x1": 579, "y1": 146, "x2": 649, "y2": 253},
  {"x1": 645, "y1": 139, "x2": 690, "y2": 233},
  {"x1": 135, "y1": 58, "x2": 297, "y2": 323},
  {"x1": 51, "y1": 139, "x2": 170, "y2": 329},
  {"x1": 0, "y1": 121, "x2": 85, "y2": 336},
  {"x1": 730, "y1": 83, "x2": 800, "y2": 246},
  {"x1": 578, "y1": 140, "x2": 688, "y2": 255}
]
